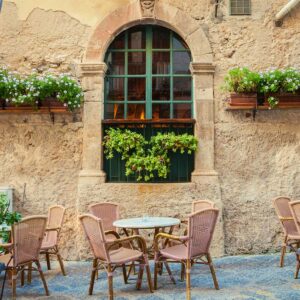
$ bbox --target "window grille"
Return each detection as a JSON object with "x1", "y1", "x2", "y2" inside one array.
[{"x1": 230, "y1": 0, "x2": 251, "y2": 15}]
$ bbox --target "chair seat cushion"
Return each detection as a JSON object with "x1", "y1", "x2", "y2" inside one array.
[
  {"x1": 109, "y1": 247, "x2": 143, "y2": 264},
  {"x1": 159, "y1": 244, "x2": 188, "y2": 260}
]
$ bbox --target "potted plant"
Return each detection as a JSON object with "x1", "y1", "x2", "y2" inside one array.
[
  {"x1": 259, "y1": 68, "x2": 300, "y2": 108},
  {"x1": 0, "y1": 193, "x2": 21, "y2": 244},
  {"x1": 223, "y1": 67, "x2": 260, "y2": 107}
]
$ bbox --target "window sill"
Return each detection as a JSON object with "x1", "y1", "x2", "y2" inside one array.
[{"x1": 102, "y1": 118, "x2": 196, "y2": 124}]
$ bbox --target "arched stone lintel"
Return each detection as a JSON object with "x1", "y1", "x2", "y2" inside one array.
[{"x1": 84, "y1": 0, "x2": 213, "y2": 64}]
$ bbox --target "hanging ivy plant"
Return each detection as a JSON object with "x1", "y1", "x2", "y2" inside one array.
[{"x1": 103, "y1": 128, "x2": 198, "y2": 182}]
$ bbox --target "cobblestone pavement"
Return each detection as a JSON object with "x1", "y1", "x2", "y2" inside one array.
[{"x1": 2, "y1": 253, "x2": 300, "y2": 299}]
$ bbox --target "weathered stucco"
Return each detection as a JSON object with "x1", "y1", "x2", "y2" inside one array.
[{"x1": 0, "y1": 0, "x2": 299, "y2": 260}]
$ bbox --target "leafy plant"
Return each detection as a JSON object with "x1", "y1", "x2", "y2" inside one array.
[
  {"x1": 223, "y1": 67, "x2": 260, "y2": 93},
  {"x1": 0, "y1": 67, "x2": 83, "y2": 111},
  {"x1": 0, "y1": 193, "x2": 21, "y2": 227},
  {"x1": 223, "y1": 67, "x2": 300, "y2": 108},
  {"x1": 103, "y1": 128, "x2": 198, "y2": 181}
]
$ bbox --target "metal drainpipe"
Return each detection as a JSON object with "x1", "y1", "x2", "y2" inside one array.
[{"x1": 275, "y1": 0, "x2": 300, "y2": 26}]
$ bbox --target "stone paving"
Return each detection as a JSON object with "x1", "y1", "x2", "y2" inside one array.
[{"x1": 2, "y1": 253, "x2": 300, "y2": 299}]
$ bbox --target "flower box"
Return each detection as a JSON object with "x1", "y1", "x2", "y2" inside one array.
[
  {"x1": 228, "y1": 93, "x2": 257, "y2": 107},
  {"x1": 262, "y1": 93, "x2": 300, "y2": 108}
]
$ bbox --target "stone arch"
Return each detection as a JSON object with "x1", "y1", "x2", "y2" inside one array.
[{"x1": 84, "y1": 1, "x2": 212, "y2": 64}]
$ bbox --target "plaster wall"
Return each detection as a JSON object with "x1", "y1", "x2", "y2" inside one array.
[{"x1": 0, "y1": 0, "x2": 299, "y2": 259}]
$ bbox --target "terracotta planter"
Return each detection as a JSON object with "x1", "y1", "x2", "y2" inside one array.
[
  {"x1": 39, "y1": 98, "x2": 65, "y2": 110},
  {"x1": 263, "y1": 93, "x2": 300, "y2": 108},
  {"x1": 228, "y1": 93, "x2": 257, "y2": 107},
  {"x1": 5, "y1": 101, "x2": 35, "y2": 111}
]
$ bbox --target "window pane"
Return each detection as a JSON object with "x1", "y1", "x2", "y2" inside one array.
[
  {"x1": 105, "y1": 104, "x2": 124, "y2": 119},
  {"x1": 173, "y1": 77, "x2": 191, "y2": 100},
  {"x1": 107, "y1": 78, "x2": 124, "y2": 101},
  {"x1": 152, "y1": 52, "x2": 170, "y2": 74},
  {"x1": 152, "y1": 104, "x2": 170, "y2": 119},
  {"x1": 173, "y1": 52, "x2": 191, "y2": 74},
  {"x1": 128, "y1": 78, "x2": 146, "y2": 100},
  {"x1": 152, "y1": 77, "x2": 170, "y2": 100},
  {"x1": 174, "y1": 104, "x2": 191, "y2": 118},
  {"x1": 128, "y1": 27, "x2": 146, "y2": 49},
  {"x1": 128, "y1": 52, "x2": 146, "y2": 74},
  {"x1": 153, "y1": 27, "x2": 170, "y2": 49},
  {"x1": 173, "y1": 34, "x2": 189, "y2": 50},
  {"x1": 127, "y1": 104, "x2": 146, "y2": 119},
  {"x1": 106, "y1": 52, "x2": 125, "y2": 75},
  {"x1": 109, "y1": 32, "x2": 125, "y2": 49}
]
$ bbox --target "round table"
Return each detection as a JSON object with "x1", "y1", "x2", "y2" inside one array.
[{"x1": 113, "y1": 217, "x2": 180, "y2": 257}]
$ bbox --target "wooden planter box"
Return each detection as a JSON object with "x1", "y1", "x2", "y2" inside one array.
[
  {"x1": 0, "y1": 98, "x2": 68, "y2": 113},
  {"x1": 228, "y1": 93, "x2": 257, "y2": 107},
  {"x1": 262, "y1": 93, "x2": 300, "y2": 108}
]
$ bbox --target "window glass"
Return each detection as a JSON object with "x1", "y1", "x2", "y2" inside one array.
[
  {"x1": 153, "y1": 27, "x2": 170, "y2": 49},
  {"x1": 152, "y1": 52, "x2": 170, "y2": 74},
  {"x1": 106, "y1": 52, "x2": 125, "y2": 75},
  {"x1": 105, "y1": 104, "x2": 124, "y2": 119},
  {"x1": 173, "y1": 104, "x2": 191, "y2": 118},
  {"x1": 128, "y1": 52, "x2": 146, "y2": 74},
  {"x1": 128, "y1": 27, "x2": 146, "y2": 49},
  {"x1": 173, "y1": 77, "x2": 192, "y2": 100},
  {"x1": 152, "y1": 104, "x2": 170, "y2": 119},
  {"x1": 107, "y1": 78, "x2": 124, "y2": 101},
  {"x1": 128, "y1": 78, "x2": 146, "y2": 101},
  {"x1": 173, "y1": 52, "x2": 191, "y2": 74},
  {"x1": 152, "y1": 77, "x2": 170, "y2": 101}
]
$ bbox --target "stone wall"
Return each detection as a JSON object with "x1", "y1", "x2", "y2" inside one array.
[{"x1": 0, "y1": 0, "x2": 299, "y2": 259}]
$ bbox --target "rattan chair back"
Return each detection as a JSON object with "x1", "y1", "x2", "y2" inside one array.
[
  {"x1": 187, "y1": 208, "x2": 219, "y2": 258},
  {"x1": 273, "y1": 196, "x2": 297, "y2": 235},
  {"x1": 13, "y1": 216, "x2": 47, "y2": 266},
  {"x1": 192, "y1": 200, "x2": 215, "y2": 212},
  {"x1": 79, "y1": 214, "x2": 109, "y2": 262},
  {"x1": 289, "y1": 200, "x2": 300, "y2": 234},
  {"x1": 89, "y1": 202, "x2": 119, "y2": 231}
]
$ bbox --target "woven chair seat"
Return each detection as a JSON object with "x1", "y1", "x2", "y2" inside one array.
[
  {"x1": 109, "y1": 247, "x2": 143, "y2": 264},
  {"x1": 160, "y1": 244, "x2": 188, "y2": 260},
  {"x1": 287, "y1": 232, "x2": 300, "y2": 240},
  {"x1": 41, "y1": 239, "x2": 56, "y2": 250},
  {"x1": 0, "y1": 254, "x2": 13, "y2": 268}
]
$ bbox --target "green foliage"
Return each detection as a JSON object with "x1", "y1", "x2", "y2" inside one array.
[
  {"x1": 103, "y1": 128, "x2": 198, "y2": 182},
  {"x1": 223, "y1": 67, "x2": 300, "y2": 108},
  {"x1": 223, "y1": 67, "x2": 260, "y2": 93},
  {"x1": 0, "y1": 67, "x2": 83, "y2": 111},
  {"x1": 0, "y1": 193, "x2": 21, "y2": 227}
]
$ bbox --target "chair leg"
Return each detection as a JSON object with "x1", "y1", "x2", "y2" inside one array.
[
  {"x1": 89, "y1": 259, "x2": 97, "y2": 295},
  {"x1": 186, "y1": 260, "x2": 191, "y2": 300},
  {"x1": 122, "y1": 264, "x2": 128, "y2": 284},
  {"x1": 46, "y1": 252, "x2": 51, "y2": 270},
  {"x1": 164, "y1": 261, "x2": 176, "y2": 284},
  {"x1": 280, "y1": 236, "x2": 288, "y2": 268},
  {"x1": 136, "y1": 262, "x2": 144, "y2": 290},
  {"x1": 207, "y1": 253, "x2": 219, "y2": 290},
  {"x1": 56, "y1": 249, "x2": 66, "y2": 276},
  {"x1": 21, "y1": 268, "x2": 25, "y2": 286},
  {"x1": 180, "y1": 262, "x2": 185, "y2": 281},
  {"x1": 27, "y1": 262, "x2": 32, "y2": 284},
  {"x1": 35, "y1": 260, "x2": 50, "y2": 296},
  {"x1": 12, "y1": 269, "x2": 17, "y2": 300},
  {"x1": 107, "y1": 264, "x2": 114, "y2": 300},
  {"x1": 154, "y1": 261, "x2": 158, "y2": 290},
  {"x1": 295, "y1": 254, "x2": 300, "y2": 279},
  {"x1": 0, "y1": 268, "x2": 8, "y2": 300}
]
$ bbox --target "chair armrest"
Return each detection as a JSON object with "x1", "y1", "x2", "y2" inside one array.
[
  {"x1": 154, "y1": 233, "x2": 189, "y2": 251},
  {"x1": 181, "y1": 219, "x2": 188, "y2": 225},
  {"x1": 107, "y1": 235, "x2": 147, "y2": 253},
  {"x1": 45, "y1": 227, "x2": 60, "y2": 232},
  {"x1": 0, "y1": 243, "x2": 13, "y2": 250},
  {"x1": 279, "y1": 216, "x2": 294, "y2": 221},
  {"x1": 105, "y1": 230, "x2": 120, "y2": 239}
]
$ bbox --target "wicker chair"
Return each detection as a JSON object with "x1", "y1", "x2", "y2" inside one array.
[
  {"x1": 192, "y1": 200, "x2": 216, "y2": 212},
  {"x1": 288, "y1": 200, "x2": 300, "y2": 278},
  {"x1": 79, "y1": 214, "x2": 153, "y2": 300},
  {"x1": 40, "y1": 205, "x2": 66, "y2": 276},
  {"x1": 273, "y1": 196, "x2": 299, "y2": 267},
  {"x1": 0, "y1": 216, "x2": 49, "y2": 299},
  {"x1": 154, "y1": 208, "x2": 219, "y2": 300}
]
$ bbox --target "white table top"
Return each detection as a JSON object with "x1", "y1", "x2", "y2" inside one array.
[{"x1": 113, "y1": 217, "x2": 180, "y2": 229}]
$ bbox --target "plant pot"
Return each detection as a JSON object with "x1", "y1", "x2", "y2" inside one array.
[
  {"x1": 228, "y1": 93, "x2": 257, "y2": 107},
  {"x1": 4, "y1": 101, "x2": 35, "y2": 111},
  {"x1": 263, "y1": 93, "x2": 300, "y2": 108},
  {"x1": 39, "y1": 98, "x2": 65, "y2": 109}
]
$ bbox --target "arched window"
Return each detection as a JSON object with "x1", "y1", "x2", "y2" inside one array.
[
  {"x1": 103, "y1": 25, "x2": 194, "y2": 182},
  {"x1": 104, "y1": 25, "x2": 192, "y2": 120}
]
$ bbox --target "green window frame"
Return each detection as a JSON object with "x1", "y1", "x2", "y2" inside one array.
[{"x1": 104, "y1": 25, "x2": 193, "y2": 120}]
